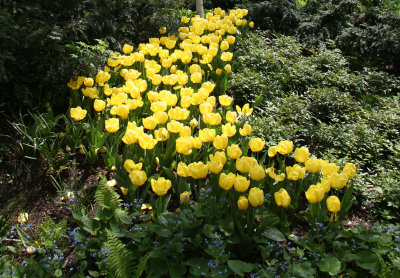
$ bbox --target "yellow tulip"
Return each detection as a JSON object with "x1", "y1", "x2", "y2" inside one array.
[
  {"x1": 143, "y1": 116, "x2": 158, "y2": 130},
  {"x1": 224, "y1": 64, "x2": 231, "y2": 73},
  {"x1": 294, "y1": 147, "x2": 309, "y2": 163},
  {"x1": 199, "y1": 128, "x2": 216, "y2": 143},
  {"x1": 227, "y1": 144, "x2": 242, "y2": 160},
  {"x1": 177, "y1": 162, "x2": 190, "y2": 177},
  {"x1": 129, "y1": 170, "x2": 147, "y2": 186},
  {"x1": 95, "y1": 71, "x2": 111, "y2": 86},
  {"x1": 180, "y1": 191, "x2": 190, "y2": 204},
  {"x1": 105, "y1": 118, "x2": 119, "y2": 133},
  {"x1": 343, "y1": 163, "x2": 356, "y2": 179},
  {"x1": 93, "y1": 99, "x2": 106, "y2": 112},
  {"x1": 191, "y1": 72, "x2": 202, "y2": 83},
  {"x1": 286, "y1": 164, "x2": 306, "y2": 181},
  {"x1": 167, "y1": 120, "x2": 183, "y2": 133},
  {"x1": 176, "y1": 136, "x2": 193, "y2": 155},
  {"x1": 237, "y1": 196, "x2": 249, "y2": 210},
  {"x1": 219, "y1": 95, "x2": 233, "y2": 106},
  {"x1": 221, "y1": 52, "x2": 233, "y2": 62},
  {"x1": 70, "y1": 106, "x2": 87, "y2": 122},
  {"x1": 277, "y1": 140, "x2": 293, "y2": 155},
  {"x1": 84, "y1": 77, "x2": 94, "y2": 87},
  {"x1": 199, "y1": 102, "x2": 213, "y2": 114},
  {"x1": 168, "y1": 107, "x2": 190, "y2": 121},
  {"x1": 203, "y1": 113, "x2": 222, "y2": 126},
  {"x1": 154, "y1": 128, "x2": 169, "y2": 141},
  {"x1": 249, "y1": 21, "x2": 254, "y2": 28},
  {"x1": 226, "y1": 111, "x2": 238, "y2": 124},
  {"x1": 124, "y1": 159, "x2": 143, "y2": 173},
  {"x1": 268, "y1": 146, "x2": 278, "y2": 157},
  {"x1": 153, "y1": 111, "x2": 169, "y2": 125},
  {"x1": 248, "y1": 187, "x2": 264, "y2": 207},
  {"x1": 249, "y1": 165, "x2": 265, "y2": 181},
  {"x1": 189, "y1": 118, "x2": 198, "y2": 128},
  {"x1": 219, "y1": 173, "x2": 235, "y2": 190},
  {"x1": 138, "y1": 134, "x2": 157, "y2": 150},
  {"x1": 305, "y1": 184, "x2": 325, "y2": 203},
  {"x1": 274, "y1": 188, "x2": 291, "y2": 208},
  {"x1": 326, "y1": 196, "x2": 341, "y2": 213},
  {"x1": 122, "y1": 44, "x2": 133, "y2": 54},
  {"x1": 82, "y1": 87, "x2": 99, "y2": 99},
  {"x1": 188, "y1": 162, "x2": 208, "y2": 179},
  {"x1": 239, "y1": 124, "x2": 252, "y2": 136},
  {"x1": 305, "y1": 158, "x2": 322, "y2": 173},
  {"x1": 212, "y1": 134, "x2": 228, "y2": 150},
  {"x1": 330, "y1": 172, "x2": 348, "y2": 189},
  {"x1": 321, "y1": 162, "x2": 340, "y2": 176},
  {"x1": 249, "y1": 138, "x2": 265, "y2": 152},
  {"x1": 222, "y1": 123, "x2": 236, "y2": 137},
  {"x1": 236, "y1": 103, "x2": 253, "y2": 116},
  {"x1": 151, "y1": 177, "x2": 172, "y2": 196},
  {"x1": 234, "y1": 175, "x2": 250, "y2": 192}
]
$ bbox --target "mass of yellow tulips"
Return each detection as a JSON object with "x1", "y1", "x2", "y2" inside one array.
[{"x1": 67, "y1": 7, "x2": 356, "y2": 224}]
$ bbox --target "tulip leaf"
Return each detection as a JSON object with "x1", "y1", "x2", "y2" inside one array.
[
  {"x1": 178, "y1": 178, "x2": 189, "y2": 194},
  {"x1": 203, "y1": 224, "x2": 218, "y2": 238},
  {"x1": 219, "y1": 218, "x2": 234, "y2": 236},
  {"x1": 227, "y1": 260, "x2": 254, "y2": 276},
  {"x1": 318, "y1": 255, "x2": 341, "y2": 275},
  {"x1": 162, "y1": 166, "x2": 177, "y2": 186},
  {"x1": 356, "y1": 250, "x2": 379, "y2": 270}
]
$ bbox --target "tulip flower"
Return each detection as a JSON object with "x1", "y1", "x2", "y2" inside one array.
[
  {"x1": 274, "y1": 188, "x2": 291, "y2": 208},
  {"x1": 248, "y1": 187, "x2": 264, "y2": 207},
  {"x1": 180, "y1": 191, "x2": 190, "y2": 204},
  {"x1": 237, "y1": 196, "x2": 249, "y2": 210},
  {"x1": 70, "y1": 106, "x2": 87, "y2": 122},
  {"x1": 151, "y1": 177, "x2": 171, "y2": 196}
]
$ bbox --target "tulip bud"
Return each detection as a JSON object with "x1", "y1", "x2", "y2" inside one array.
[
  {"x1": 237, "y1": 196, "x2": 249, "y2": 210},
  {"x1": 180, "y1": 191, "x2": 190, "y2": 204}
]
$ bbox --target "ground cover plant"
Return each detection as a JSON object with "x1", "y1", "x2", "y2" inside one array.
[{"x1": 1, "y1": 4, "x2": 400, "y2": 278}]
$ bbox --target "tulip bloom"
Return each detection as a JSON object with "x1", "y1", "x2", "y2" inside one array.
[
  {"x1": 249, "y1": 165, "x2": 265, "y2": 181},
  {"x1": 234, "y1": 175, "x2": 250, "y2": 192},
  {"x1": 248, "y1": 187, "x2": 264, "y2": 207},
  {"x1": 219, "y1": 173, "x2": 235, "y2": 190},
  {"x1": 151, "y1": 177, "x2": 172, "y2": 196},
  {"x1": 274, "y1": 188, "x2": 291, "y2": 208},
  {"x1": 129, "y1": 170, "x2": 147, "y2": 186},
  {"x1": 305, "y1": 184, "x2": 325, "y2": 203},
  {"x1": 343, "y1": 163, "x2": 356, "y2": 179},
  {"x1": 249, "y1": 138, "x2": 265, "y2": 152},
  {"x1": 237, "y1": 196, "x2": 249, "y2": 210},
  {"x1": 188, "y1": 162, "x2": 208, "y2": 179},
  {"x1": 180, "y1": 191, "x2": 190, "y2": 204},
  {"x1": 305, "y1": 158, "x2": 322, "y2": 173},
  {"x1": 294, "y1": 147, "x2": 309, "y2": 163},
  {"x1": 70, "y1": 106, "x2": 87, "y2": 122},
  {"x1": 277, "y1": 140, "x2": 293, "y2": 155},
  {"x1": 213, "y1": 135, "x2": 228, "y2": 150},
  {"x1": 326, "y1": 196, "x2": 341, "y2": 213},
  {"x1": 105, "y1": 118, "x2": 119, "y2": 133}
]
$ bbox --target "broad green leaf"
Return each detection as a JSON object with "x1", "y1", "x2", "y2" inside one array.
[
  {"x1": 227, "y1": 260, "x2": 253, "y2": 276},
  {"x1": 187, "y1": 258, "x2": 208, "y2": 276},
  {"x1": 318, "y1": 255, "x2": 341, "y2": 275},
  {"x1": 265, "y1": 227, "x2": 285, "y2": 241},
  {"x1": 219, "y1": 218, "x2": 234, "y2": 236},
  {"x1": 356, "y1": 250, "x2": 379, "y2": 270}
]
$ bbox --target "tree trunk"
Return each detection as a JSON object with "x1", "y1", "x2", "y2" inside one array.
[{"x1": 196, "y1": 0, "x2": 204, "y2": 18}]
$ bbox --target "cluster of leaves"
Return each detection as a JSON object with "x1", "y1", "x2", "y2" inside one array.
[
  {"x1": 239, "y1": 0, "x2": 400, "y2": 73},
  {"x1": 231, "y1": 30, "x2": 400, "y2": 218}
]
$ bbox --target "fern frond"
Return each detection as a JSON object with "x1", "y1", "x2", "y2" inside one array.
[
  {"x1": 105, "y1": 229, "x2": 134, "y2": 278},
  {"x1": 133, "y1": 250, "x2": 154, "y2": 278},
  {"x1": 95, "y1": 175, "x2": 121, "y2": 211}
]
